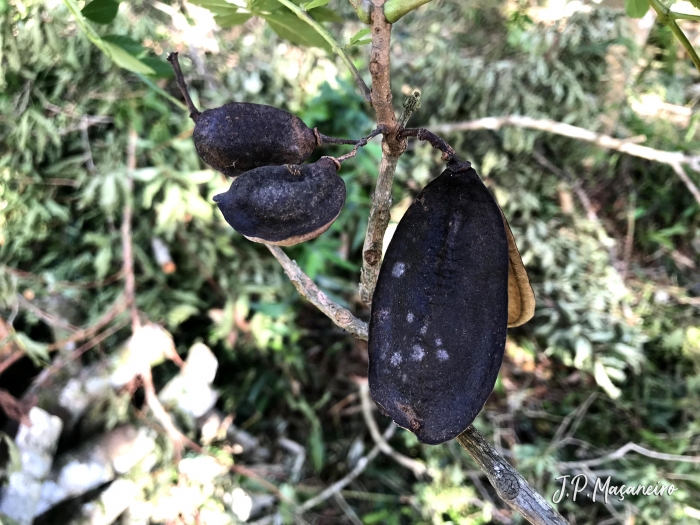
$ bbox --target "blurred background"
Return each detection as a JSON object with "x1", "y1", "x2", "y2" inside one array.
[{"x1": 1, "y1": 0, "x2": 700, "y2": 523}]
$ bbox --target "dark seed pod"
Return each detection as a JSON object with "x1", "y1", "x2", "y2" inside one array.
[
  {"x1": 193, "y1": 103, "x2": 318, "y2": 177},
  {"x1": 167, "y1": 52, "x2": 317, "y2": 177},
  {"x1": 368, "y1": 159, "x2": 510, "y2": 445},
  {"x1": 213, "y1": 157, "x2": 345, "y2": 246}
]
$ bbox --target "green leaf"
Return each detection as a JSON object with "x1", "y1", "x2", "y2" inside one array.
[
  {"x1": 264, "y1": 11, "x2": 331, "y2": 51},
  {"x1": 139, "y1": 57, "x2": 174, "y2": 78},
  {"x1": 346, "y1": 38, "x2": 371, "y2": 47},
  {"x1": 189, "y1": 0, "x2": 244, "y2": 16},
  {"x1": 384, "y1": 0, "x2": 431, "y2": 22},
  {"x1": 1, "y1": 432, "x2": 22, "y2": 477},
  {"x1": 303, "y1": 0, "x2": 330, "y2": 10},
  {"x1": 252, "y1": 0, "x2": 283, "y2": 11},
  {"x1": 94, "y1": 245, "x2": 113, "y2": 279},
  {"x1": 215, "y1": 11, "x2": 253, "y2": 27},
  {"x1": 102, "y1": 34, "x2": 145, "y2": 57},
  {"x1": 14, "y1": 333, "x2": 50, "y2": 365},
  {"x1": 103, "y1": 42, "x2": 156, "y2": 74},
  {"x1": 167, "y1": 304, "x2": 199, "y2": 328},
  {"x1": 81, "y1": 0, "x2": 120, "y2": 24},
  {"x1": 624, "y1": 0, "x2": 649, "y2": 18},
  {"x1": 349, "y1": 27, "x2": 370, "y2": 45},
  {"x1": 308, "y1": 5, "x2": 343, "y2": 22}
]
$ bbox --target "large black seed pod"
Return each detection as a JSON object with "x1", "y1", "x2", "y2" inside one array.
[
  {"x1": 368, "y1": 159, "x2": 509, "y2": 445},
  {"x1": 213, "y1": 157, "x2": 345, "y2": 246},
  {"x1": 194, "y1": 103, "x2": 317, "y2": 177}
]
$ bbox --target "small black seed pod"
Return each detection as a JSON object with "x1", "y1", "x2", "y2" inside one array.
[
  {"x1": 213, "y1": 157, "x2": 345, "y2": 246},
  {"x1": 167, "y1": 53, "x2": 318, "y2": 177},
  {"x1": 194, "y1": 103, "x2": 318, "y2": 177},
  {"x1": 368, "y1": 159, "x2": 509, "y2": 445}
]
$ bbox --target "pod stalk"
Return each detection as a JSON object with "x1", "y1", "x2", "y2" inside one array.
[{"x1": 167, "y1": 52, "x2": 201, "y2": 122}]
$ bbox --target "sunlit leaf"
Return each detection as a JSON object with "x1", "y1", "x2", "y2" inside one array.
[
  {"x1": 81, "y1": 0, "x2": 119, "y2": 24},
  {"x1": 264, "y1": 11, "x2": 330, "y2": 50},
  {"x1": 140, "y1": 57, "x2": 174, "y2": 78},
  {"x1": 103, "y1": 42, "x2": 155, "y2": 74},
  {"x1": 304, "y1": 0, "x2": 330, "y2": 10},
  {"x1": 101, "y1": 34, "x2": 144, "y2": 56},
  {"x1": 624, "y1": 0, "x2": 649, "y2": 18},
  {"x1": 215, "y1": 11, "x2": 253, "y2": 27},
  {"x1": 349, "y1": 27, "x2": 370, "y2": 45}
]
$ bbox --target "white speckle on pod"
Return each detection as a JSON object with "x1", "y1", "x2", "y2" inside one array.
[
  {"x1": 407, "y1": 312, "x2": 414, "y2": 323},
  {"x1": 411, "y1": 345, "x2": 425, "y2": 361},
  {"x1": 391, "y1": 353, "x2": 403, "y2": 366},
  {"x1": 437, "y1": 349, "x2": 449, "y2": 361},
  {"x1": 392, "y1": 262, "x2": 406, "y2": 278},
  {"x1": 420, "y1": 325, "x2": 427, "y2": 335}
]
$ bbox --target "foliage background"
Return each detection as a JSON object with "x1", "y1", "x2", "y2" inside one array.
[{"x1": 1, "y1": 0, "x2": 700, "y2": 523}]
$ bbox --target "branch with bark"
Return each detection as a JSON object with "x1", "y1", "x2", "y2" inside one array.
[{"x1": 431, "y1": 116, "x2": 700, "y2": 206}]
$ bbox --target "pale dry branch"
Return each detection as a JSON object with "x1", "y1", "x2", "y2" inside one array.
[
  {"x1": 457, "y1": 427, "x2": 568, "y2": 525},
  {"x1": 358, "y1": 381, "x2": 428, "y2": 477},
  {"x1": 15, "y1": 295, "x2": 80, "y2": 332},
  {"x1": 266, "y1": 245, "x2": 368, "y2": 340},
  {"x1": 432, "y1": 116, "x2": 700, "y2": 206},
  {"x1": 140, "y1": 366, "x2": 185, "y2": 459},
  {"x1": 557, "y1": 441, "x2": 700, "y2": 469},
  {"x1": 670, "y1": 161, "x2": 700, "y2": 205},
  {"x1": 122, "y1": 128, "x2": 140, "y2": 331},
  {"x1": 297, "y1": 423, "x2": 397, "y2": 513}
]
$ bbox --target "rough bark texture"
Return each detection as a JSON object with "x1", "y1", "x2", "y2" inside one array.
[
  {"x1": 267, "y1": 245, "x2": 369, "y2": 340},
  {"x1": 457, "y1": 427, "x2": 569, "y2": 525},
  {"x1": 359, "y1": 153, "x2": 400, "y2": 303},
  {"x1": 358, "y1": 0, "x2": 405, "y2": 304}
]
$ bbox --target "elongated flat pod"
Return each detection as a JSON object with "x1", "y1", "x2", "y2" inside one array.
[
  {"x1": 368, "y1": 159, "x2": 509, "y2": 445},
  {"x1": 213, "y1": 157, "x2": 345, "y2": 246},
  {"x1": 501, "y1": 212, "x2": 536, "y2": 327}
]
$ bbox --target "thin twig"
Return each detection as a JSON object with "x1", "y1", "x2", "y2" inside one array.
[
  {"x1": 670, "y1": 161, "x2": 700, "y2": 206},
  {"x1": 33, "y1": 315, "x2": 131, "y2": 387},
  {"x1": 557, "y1": 441, "x2": 700, "y2": 469},
  {"x1": 398, "y1": 127, "x2": 457, "y2": 160},
  {"x1": 167, "y1": 52, "x2": 201, "y2": 121},
  {"x1": 16, "y1": 295, "x2": 80, "y2": 333},
  {"x1": 266, "y1": 245, "x2": 368, "y2": 340},
  {"x1": 122, "y1": 129, "x2": 140, "y2": 332},
  {"x1": 532, "y1": 149, "x2": 599, "y2": 221},
  {"x1": 273, "y1": 0, "x2": 371, "y2": 103},
  {"x1": 0, "y1": 350, "x2": 23, "y2": 377},
  {"x1": 647, "y1": 0, "x2": 700, "y2": 74},
  {"x1": 457, "y1": 427, "x2": 568, "y2": 525},
  {"x1": 334, "y1": 126, "x2": 386, "y2": 163},
  {"x1": 431, "y1": 116, "x2": 700, "y2": 206},
  {"x1": 358, "y1": 381, "x2": 428, "y2": 477},
  {"x1": 140, "y1": 367, "x2": 185, "y2": 460},
  {"x1": 547, "y1": 393, "x2": 598, "y2": 453},
  {"x1": 81, "y1": 115, "x2": 97, "y2": 174},
  {"x1": 2, "y1": 266, "x2": 126, "y2": 290},
  {"x1": 332, "y1": 493, "x2": 363, "y2": 525},
  {"x1": 297, "y1": 423, "x2": 397, "y2": 513}
]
